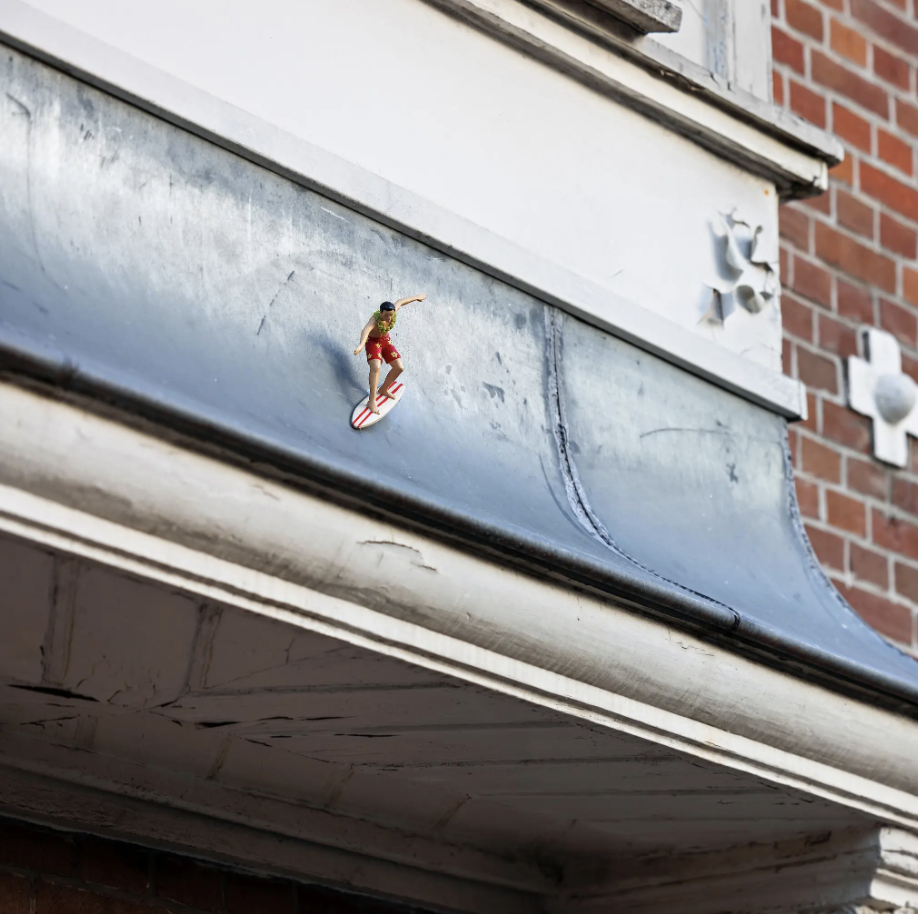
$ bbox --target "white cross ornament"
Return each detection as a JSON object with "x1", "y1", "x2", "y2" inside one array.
[{"x1": 848, "y1": 327, "x2": 918, "y2": 468}]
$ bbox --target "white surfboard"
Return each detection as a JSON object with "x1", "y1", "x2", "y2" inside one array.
[{"x1": 351, "y1": 381, "x2": 405, "y2": 430}]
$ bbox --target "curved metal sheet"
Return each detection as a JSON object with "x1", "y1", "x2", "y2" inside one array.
[{"x1": 1, "y1": 45, "x2": 916, "y2": 708}]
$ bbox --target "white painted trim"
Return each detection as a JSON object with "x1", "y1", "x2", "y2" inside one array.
[
  {"x1": 426, "y1": 0, "x2": 833, "y2": 192},
  {"x1": 0, "y1": 383, "x2": 916, "y2": 830},
  {"x1": 0, "y1": 0, "x2": 807, "y2": 420},
  {"x1": 527, "y1": 0, "x2": 838, "y2": 158},
  {"x1": 871, "y1": 828, "x2": 918, "y2": 911},
  {"x1": 551, "y1": 826, "x2": 918, "y2": 914}
]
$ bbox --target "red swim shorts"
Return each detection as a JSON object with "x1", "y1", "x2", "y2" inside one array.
[{"x1": 366, "y1": 334, "x2": 400, "y2": 365}]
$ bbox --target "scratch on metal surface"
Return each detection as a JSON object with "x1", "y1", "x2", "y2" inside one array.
[
  {"x1": 638, "y1": 427, "x2": 730, "y2": 439},
  {"x1": 257, "y1": 270, "x2": 296, "y2": 335},
  {"x1": 544, "y1": 307, "x2": 741, "y2": 630},
  {"x1": 6, "y1": 92, "x2": 48, "y2": 279}
]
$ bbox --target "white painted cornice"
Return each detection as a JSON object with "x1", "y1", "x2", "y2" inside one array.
[
  {"x1": 425, "y1": 0, "x2": 840, "y2": 196},
  {"x1": 0, "y1": 382, "x2": 916, "y2": 829},
  {"x1": 552, "y1": 827, "x2": 918, "y2": 913}
]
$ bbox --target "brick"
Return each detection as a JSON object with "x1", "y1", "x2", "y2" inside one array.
[
  {"x1": 831, "y1": 19, "x2": 868, "y2": 66},
  {"x1": 779, "y1": 204, "x2": 810, "y2": 250},
  {"x1": 802, "y1": 391, "x2": 819, "y2": 434},
  {"x1": 802, "y1": 435, "x2": 842, "y2": 482},
  {"x1": 861, "y1": 162, "x2": 918, "y2": 223},
  {"x1": 905, "y1": 351, "x2": 918, "y2": 385},
  {"x1": 34, "y1": 880, "x2": 150, "y2": 914},
  {"x1": 789, "y1": 427, "x2": 800, "y2": 468},
  {"x1": 818, "y1": 312, "x2": 857, "y2": 357},
  {"x1": 784, "y1": 337, "x2": 793, "y2": 376},
  {"x1": 155, "y1": 855, "x2": 223, "y2": 912},
  {"x1": 797, "y1": 345, "x2": 839, "y2": 393},
  {"x1": 836, "y1": 188, "x2": 875, "y2": 239},
  {"x1": 834, "y1": 581, "x2": 913, "y2": 642},
  {"x1": 880, "y1": 213, "x2": 917, "y2": 258},
  {"x1": 830, "y1": 151, "x2": 856, "y2": 186},
  {"x1": 791, "y1": 80, "x2": 828, "y2": 128},
  {"x1": 80, "y1": 838, "x2": 149, "y2": 896},
  {"x1": 878, "y1": 129, "x2": 914, "y2": 175},
  {"x1": 772, "y1": 0, "x2": 780, "y2": 14},
  {"x1": 826, "y1": 488, "x2": 867, "y2": 534},
  {"x1": 851, "y1": 543, "x2": 889, "y2": 588},
  {"x1": 837, "y1": 280, "x2": 874, "y2": 323},
  {"x1": 773, "y1": 69, "x2": 785, "y2": 107},
  {"x1": 874, "y1": 508, "x2": 918, "y2": 560},
  {"x1": 893, "y1": 477, "x2": 918, "y2": 515},
  {"x1": 783, "y1": 292, "x2": 815, "y2": 340},
  {"x1": 815, "y1": 221, "x2": 897, "y2": 291},
  {"x1": 812, "y1": 51, "x2": 890, "y2": 118},
  {"x1": 791, "y1": 254, "x2": 833, "y2": 307},
  {"x1": 0, "y1": 872, "x2": 30, "y2": 914},
  {"x1": 0, "y1": 820, "x2": 75, "y2": 876},
  {"x1": 880, "y1": 298, "x2": 918, "y2": 348},
  {"x1": 786, "y1": 0, "x2": 824, "y2": 38},
  {"x1": 832, "y1": 103, "x2": 872, "y2": 152},
  {"x1": 896, "y1": 561, "x2": 918, "y2": 603},
  {"x1": 899, "y1": 98, "x2": 918, "y2": 140},
  {"x1": 806, "y1": 524, "x2": 845, "y2": 569},
  {"x1": 848, "y1": 456, "x2": 888, "y2": 497},
  {"x1": 874, "y1": 45, "x2": 911, "y2": 90},
  {"x1": 773, "y1": 26, "x2": 805, "y2": 74},
  {"x1": 904, "y1": 267, "x2": 918, "y2": 307},
  {"x1": 824, "y1": 399, "x2": 872, "y2": 452},
  {"x1": 851, "y1": 0, "x2": 918, "y2": 57},
  {"x1": 225, "y1": 873, "x2": 295, "y2": 914},
  {"x1": 797, "y1": 476, "x2": 821, "y2": 518},
  {"x1": 801, "y1": 186, "x2": 833, "y2": 215}
]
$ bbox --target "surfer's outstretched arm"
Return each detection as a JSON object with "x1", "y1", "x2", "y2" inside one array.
[
  {"x1": 394, "y1": 293, "x2": 426, "y2": 310},
  {"x1": 354, "y1": 317, "x2": 376, "y2": 355}
]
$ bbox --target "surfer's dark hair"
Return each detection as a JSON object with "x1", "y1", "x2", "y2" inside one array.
[{"x1": 380, "y1": 301, "x2": 396, "y2": 311}]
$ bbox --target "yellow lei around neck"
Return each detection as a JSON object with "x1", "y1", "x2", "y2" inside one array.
[{"x1": 374, "y1": 309, "x2": 397, "y2": 333}]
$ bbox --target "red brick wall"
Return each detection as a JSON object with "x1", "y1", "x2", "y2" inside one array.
[
  {"x1": 773, "y1": 0, "x2": 918, "y2": 654},
  {"x1": 0, "y1": 816, "x2": 422, "y2": 914}
]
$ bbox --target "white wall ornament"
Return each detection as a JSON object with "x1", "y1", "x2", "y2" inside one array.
[
  {"x1": 699, "y1": 210, "x2": 781, "y2": 369},
  {"x1": 848, "y1": 327, "x2": 918, "y2": 468}
]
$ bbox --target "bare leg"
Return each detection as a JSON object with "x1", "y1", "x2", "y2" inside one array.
[
  {"x1": 368, "y1": 359, "x2": 382, "y2": 413},
  {"x1": 379, "y1": 359, "x2": 404, "y2": 399}
]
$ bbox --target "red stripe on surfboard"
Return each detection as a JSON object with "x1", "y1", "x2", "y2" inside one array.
[
  {"x1": 356, "y1": 393, "x2": 387, "y2": 429},
  {"x1": 353, "y1": 383, "x2": 404, "y2": 429}
]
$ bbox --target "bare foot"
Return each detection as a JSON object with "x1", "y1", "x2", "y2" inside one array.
[
  {"x1": 380, "y1": 387, "x2": 399, "y2": 400},
  {"x1": 368, "y1": 398, "x2": 381, "y2": 415}
]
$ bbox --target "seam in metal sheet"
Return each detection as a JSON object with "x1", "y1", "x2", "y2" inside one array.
[{"x1": 544, "y1": 306, "x2": 742, "y2": 630}]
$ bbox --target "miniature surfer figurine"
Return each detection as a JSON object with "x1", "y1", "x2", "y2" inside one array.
[{"x1": 354, "y1": 294, "x2": 426, "y2": 414}]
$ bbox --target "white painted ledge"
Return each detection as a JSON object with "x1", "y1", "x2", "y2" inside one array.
[
  {"x1": 0, "y1": 0, "x2": 807, "y2": 420},
  {"x1": 0, "y1": 382, "x2": 915, "y2": 825}
]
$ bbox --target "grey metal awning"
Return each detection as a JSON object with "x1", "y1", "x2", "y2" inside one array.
[{"x1": 0, "y1": 41, "x2": 916, "y2": 717}]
